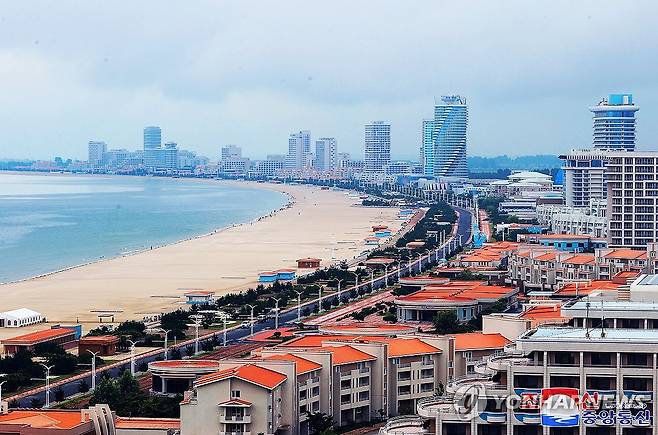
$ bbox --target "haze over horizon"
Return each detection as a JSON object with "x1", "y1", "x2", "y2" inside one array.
[{"x1": 1, "y1": 1, "x2": 657, "y2": 161}]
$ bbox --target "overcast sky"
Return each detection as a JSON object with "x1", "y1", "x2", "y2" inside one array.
[{"x1": 1, "y1": 1, "x2": 657, "y2": 161}]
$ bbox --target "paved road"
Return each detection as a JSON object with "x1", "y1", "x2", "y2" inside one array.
[{"x1": 11, "y1": 205, "x2": 472, "y2": 408}]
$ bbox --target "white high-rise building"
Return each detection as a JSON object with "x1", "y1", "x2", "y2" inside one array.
[
  {"x1": 286, "y1": 130, "x2": 311, "y2": 169},
  {"x1": 560, "y1": 149, "x2": 608, "y2": 208},
  {"x1": 590, "y1": 93, "x2": 639, "y2": 150},
  {"x1": 421, "y1": 119, "x2": 434, "y2": 176},
  {"x1": 315, "y1": 138, "x2": 337, "y2": 170},
  {"x1": 606, "y1": 151, "x2": 658, "y2": 248},
  {"x1": 88, "y1": 141, "x2": 107, "y2": 167},
  {"x1": 364, "y1": 121, "x2": 390, "y2": 174},
  {"x1": 163, "y1": 142, "x2": 178, "y2": 169},
  {"x1": 430, "y1": 95, "x2": 468, "y2": 178},
  {"x1": 221, "y1": 145, "x2": 242, "y2": 161},
  {"x1": 143, "y1": 126, "x2": 162, "y2": 169}
]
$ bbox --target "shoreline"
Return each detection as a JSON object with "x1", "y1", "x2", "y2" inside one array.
[
  {"x1": 0, "y1": 177, "x2": 403, "y2": 331},
  {"x1": 0, "y1": 177, "x2": 296, "y2": 286}
]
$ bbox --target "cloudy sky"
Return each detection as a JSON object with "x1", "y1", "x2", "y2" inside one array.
[{"x1": 1, "y1": 1, "x2": 657, "y2": 161}]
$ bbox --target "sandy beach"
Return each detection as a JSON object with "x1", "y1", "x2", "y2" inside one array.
[{"x1": 0, "y1": 181, "x2": 402, "y2": 334}]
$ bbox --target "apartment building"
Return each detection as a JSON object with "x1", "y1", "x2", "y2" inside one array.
[
  {"x1": 508, "y1": 246, "x2": 648, "y2": 291},
  {"x1": 418, "y1": 326, "x2": 657, "y2": 435},
  {"x1": 606, "y1": 151, "x2": 658, "y2": 248}
]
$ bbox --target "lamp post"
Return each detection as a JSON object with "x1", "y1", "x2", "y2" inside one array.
[
  {"x1": 0, "y1": 380, "x2": 6, "y2": 403},
  {"x1": 191, "y1": 320, "x2": 201, "y2": 354},
  {"x1": 40, "y1": 364, "x2": 54, "y2": 408},
  {"x1": 335, "y1": 279, "x2": 344, "y2": 303},
  {"x1": 152, "y1": 328, "x2": 171, "y2": 360},
  {"x1": 294, "y1": 291, "x2": 303, "y2": 322},
  {"x1": 222, "y1": 316, "x2": 228, "y2": 347},
  {"x1": 273, "y1": 298, "x2": 281, "y2": 330},
  {"x1": 318, "y1": 285, "x2": 324, "y2": 313},
  {"x1": 384, "y1": 265, "x2": 390, "y2": 287},
  {"x1": 127, "y1": 340, "x2": 137, "y2": 376},
  {"x1": 370, "y1": 270, "x2": 375, "y2": 290},
  {"x1": 87, "y1": 350, "x2": 100, "y2": 391},
  {"x1": 247, "y1": 304, "x2": 256, "y2": 336}
]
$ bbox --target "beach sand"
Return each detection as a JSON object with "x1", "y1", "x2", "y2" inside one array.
[{"x1": 0, "y1": 181, "x2": 402, "y2": 335}]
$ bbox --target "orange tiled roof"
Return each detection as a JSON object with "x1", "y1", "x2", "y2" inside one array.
[
  {"x1": 603, "y1": 249, "x2": 647, "y2": 260},
  {"x1": 218, "y1": 399, "x2": 252, "y2": 407},
  {"x1": 195, "y1": 364, "x2": 287, "y2": 389},
  {"x1": 535, "y1": 253, "x2": 556, "y2": 262},
  {"x1": 280, "y1": 334, "x2": 358, "y2": 347},
  {"x1": 327, "y1": 345, "x2": 377, "y2": 365},
  {"x1": 78, "y1": 335, "x2": 120, "y2": 345},
  {"x1": 115, "y1": 417, "x2": 181, "y2": 430},
  {"x1": 397, "y1": 281, "x2": 516, "y2": 304},
  {"x1": 561, "y1": 254, "x2": 595, "y2": 265},
  {"x1": 1, "y1": 328, "x2": 75, "y2": 345},
  {"x1": 184, "y1": 290, "x2": 215, "y2": 296},
  {"x1": 554, "y1": 280, "x2": 621, "y2": 297},
  {"x1": 265, "y1": 353, "x2": 322, "y2": 375},
  {"x1": 449, "y1": 332, "x2": 510, "y2": 350},
  {"x1": 520, "y1": 304, "x2": 566, "y2": 321},
  {"x1": 385, "y1": 338, "x2": 441, "y2": 357},
  {"x1": 0, "y1": 410, "x2": 86, "y2": 429}
]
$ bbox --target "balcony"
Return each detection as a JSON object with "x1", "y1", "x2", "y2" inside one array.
[
  {"x1": 219, "y1": 415, "x2": 252, "y2": 424},
  {"x1": 220, "y1": 432, "x2": 251, "y2": 435}
]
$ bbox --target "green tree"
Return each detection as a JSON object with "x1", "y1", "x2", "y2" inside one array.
[{"x1": 306, "y1": 412, "x2": 335, "y2": 435}]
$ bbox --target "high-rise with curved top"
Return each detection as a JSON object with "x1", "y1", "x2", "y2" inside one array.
[
  {"x1": 590, "y1": 94, "x2": 639, "y2": 151},
  {"x1": 430, "y1": 95, "x2": 468, "y2": 178}
]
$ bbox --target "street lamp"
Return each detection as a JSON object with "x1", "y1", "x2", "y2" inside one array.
[
  {"x1": 334, "y1": 279, "x2": 344, "y2": 303},
  {"x1": 87, "y1": 350, "x2": 100, "y2": 391},
  {"x1": 191, "y1": 320, "x2": 201, "y2": 354},
  {"x1": 273, "y1": 298, "x2": 281, "y2": 330},
  {"x1": 247, "y1": 304, "x2": 256, "y2": 336},
  {"x1": 152, "y1": 328, "x2": 171, "y2": 360},
  {"x1": 318, "y1": 285, "x2": 324, "y2": 313},
  {"x1": 384, "y1": 265, "x2": 390, "y2": 287},
  {"x1": 294, "y1": 291, "x2": 303, "y2": 322},
  {"x1": 39, "y1": 364, "x2": 54, "y2": 408},
  {"x1": 127, "y1": 340, "x2": 137, "y2": 376},
  {"x1": 370, "y1": 270, "x2": 375, "y2": 290},
  {"x1": 222, "y1": 316, "x2": 228, "y2": 347},
  {"x1": 0, "y1": 379, "x2": 6, "y2": 403}
]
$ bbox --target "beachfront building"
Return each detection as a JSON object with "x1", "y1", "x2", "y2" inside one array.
[
  {"x1": 221, "y1": 145, "x2": 242, "y2": 161},
  {"x1": 315, "y1": 138, "x2": 337, "y2": 170},
  {"x1": 1, "y1": 327, "x2": 77, "y2": 356},
  {"x1": 394, "y1": 281, "x2": 519, "y2": 322},
  {"x1": 149, "y1": 360, "x2": 222, "y2": 397},
  {"x1": 605, "y1": 151, "x2": 658, "y2": 248},
  {"x1": 258, "y1": 269, "x2": 297, "y2": 283},
  {"x1": 416, "y1": 325, "x2": 658, "y2": 434},
  {"x1": 296, "y1": 258, "x2": 321, "y2": 269},
  {"x1": 560, "y1": 148, "x2": 609, "y2": 208},
  {"x1": 0, "y1": 308, "x2": 43, "y2": 328},
  {"x1": 590, "y1": 93, "x2": 639, "y2": 150},
  {"x1": 427, "y1": 95, "x2": 468, "y2": 178},
  {"x1": 78, "y1": 335, "x2": 120, "y2": 357},
  {"x1": 183, "y1": 290, "x2": 215, "y2": 305},
  {"x1": 364, "y1": 121, "x2": 391, "y2": 174},
  {"x1": 286, "y1": 130, "x2": 312, "y2": 169},
  {"x1": 88, "y1": 141, "x2": 107, "y2": 167},
  {"x1": 536, "y1": 202, "x2": 607, "y2": 238}
]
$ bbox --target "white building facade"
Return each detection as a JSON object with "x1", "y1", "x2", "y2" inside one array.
[{"x1": 364, "y1": 121, "x2": 391, "y2": 174}]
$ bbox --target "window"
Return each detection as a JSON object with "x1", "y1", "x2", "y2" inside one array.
[
  {"x1": 463, "y1": 351, "x2": 473, "y2": 362},
  {"x1": 231, "y1": 390, "x2": 240, "y2": 398}
]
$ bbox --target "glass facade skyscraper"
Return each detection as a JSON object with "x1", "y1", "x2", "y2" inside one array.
[
  {"x1": 590, "y1": 94, "x2": 639, "y2": 151},
  {"x1": 422, "y1": 119, "x2": 434, "y2": 176},
  {"x1": 427, "y1": 95, "x2": 468, "y2": 178}
]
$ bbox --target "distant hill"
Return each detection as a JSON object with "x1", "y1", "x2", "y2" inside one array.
[{"x1": 468, "y1": 155, "x2": 562, "y2": 172}]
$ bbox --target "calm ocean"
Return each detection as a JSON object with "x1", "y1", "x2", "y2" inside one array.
[{"x1": 0, "y1": 173, "x2": 288, "y2": 283}]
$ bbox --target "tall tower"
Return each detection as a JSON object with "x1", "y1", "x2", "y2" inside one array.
[
  {"x1": 143, "y1": 126, "x2": 162, "y2": 169},
  {"x1": 590, "y1": 94, "x2": 639, "y2": 150},
  {"x1": 315, "y1": 138, "x2": 337, "y2": 171},
  {"x1": 432, "y1": 95, "x2": 468, "y2": 178},
  {"x1": 421, "y1": 119, "x2": 434, "y2": 176},
  {"x1": 88, "y1": 141, "x2": 107, "y2": 167},
  {"x1": 286, "y1": 130, "x2": 311, "y2": 169},
  {"x1": 364, "y1": 121, "x2": 391, "y2": 174}
]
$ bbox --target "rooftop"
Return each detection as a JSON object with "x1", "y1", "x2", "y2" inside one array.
[
  {"x1": 115, "y1": 417, "x2": 181, "y2": 430},
  {"x1": 396, "y1": 281, "x2": 516, "y2": 305},
  {"x1": 519, "y1": 304, "x2": 566, "y2": 321},
  {"x1": 1, "y1": 327, "x2": 76, "y2": 345},
  {"x1": 195, "y1": 364, "x2": 287, "y2": 389},
  {"x1": 78, "y1": 335, "x2": 120, "y2": 345},
  {"x1": 326, "y1": 345, "x2": 377, "y2": 365},
  {"x1": 524, "y1": 327, "x2": 658, "y2": 343},
  {"x1": 264, "y1": 353, "x2": 322, "y2": 375},
  {"x1": 384, "y1": 337, "x2": 441, "y2": 357},
  {"x1": 0, "y1": 410, "x2": 86, "y2": 430},
  {"x1": 449, "y1": 332, "x2": 510, "y2": 350}
]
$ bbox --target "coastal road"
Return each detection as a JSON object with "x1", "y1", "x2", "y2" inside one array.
[{"x1": 10, "y1": 205, "x2": 472, "y2": 408}]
